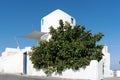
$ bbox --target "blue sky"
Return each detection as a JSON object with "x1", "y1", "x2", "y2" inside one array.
[{"x1": 0, "y1": 0, "x2": 120, "y2": 70}]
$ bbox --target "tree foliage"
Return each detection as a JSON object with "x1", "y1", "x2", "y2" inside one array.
[{"x1": 29, "y1": 20, "x2": 104, "y2": 75}]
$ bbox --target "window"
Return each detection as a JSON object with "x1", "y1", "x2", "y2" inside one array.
[
  {"x1": 71, "y1": 18, "x2": 74, "y2": 24},
  {"x1": 41, "y1": 19, "x2": 44, "y2": 25}
]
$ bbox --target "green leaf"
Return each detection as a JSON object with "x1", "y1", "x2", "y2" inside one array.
[{"x1": 29, "y1": 20, "x2": 104, "y2": 75}]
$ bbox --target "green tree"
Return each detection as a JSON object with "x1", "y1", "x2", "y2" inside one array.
[{"x1": 29, "y1": 20, "x2": 104, "y2": 75}]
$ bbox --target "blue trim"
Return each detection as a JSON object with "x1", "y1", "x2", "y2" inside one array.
[{"x1": 23, "y1": 52, "x2": 27, "y2": 74}]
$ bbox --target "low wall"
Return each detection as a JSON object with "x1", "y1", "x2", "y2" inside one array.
[
  {"x1": 52, "y1": 60, "x2": 102, "y2": 80},
  {"x1": 27, "y1": 57, "x2": 103, "y2": 80},
  {"x1": 0, "y1": 53, "x2": 103, "y2": 80},
  {"x1": 115, "y1": 71, "x2": 120, "y2": 77},
  {"x1": 0, "y1": 53, "x2": 23, "y2": 74}
]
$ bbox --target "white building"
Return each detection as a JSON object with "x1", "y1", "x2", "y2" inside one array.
[
  {"x1": 0, "y1": 47, "x2": 103, "y2": 80},
  {"x1": 0, "y1": 47, "x2": 31, "y2": 74},
  {"x1": 41, "y1": 9, "x2": 76, "y2": 32},
  {"x1": 21, "y1": 9, "x2": 76, "y2": 40},
  {"x1": 0, "y1": 9, "x2": 113, "y2": 80}
]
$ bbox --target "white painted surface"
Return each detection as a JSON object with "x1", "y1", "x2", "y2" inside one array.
[
  {"x1": 102, "y1": 46, "x2": 113, "y2": 77},
  {"x1": 0, "y1": 52, "x2": 23, "y2": 74},
  {"x1": 52, "y1": 60, "x2": 100, "y2": 80},
  {"x1": 27, "y1": 55, "x2": 47, "y2": 76},
  {"x1": 0, "y1": 47, "x2": 104, "y2": 80},
  {"x1": 41, "y1": 9, "x2": 76, "y2": 32},
  {"x1": 0, "y1": 47, "x2": 31, "y2": 74},
  {"x1": 0, "y1": 9, "x2": 113, "y2": 79},
  {"x1": 98, "y1": 59, "x2": 104, "y2": 80},
  {"x1": 116, "y1": 71, "x2": 120, "y2": 77},
  {"x1": 2, "y1": 47, "x2": 21, "y2": 57}
]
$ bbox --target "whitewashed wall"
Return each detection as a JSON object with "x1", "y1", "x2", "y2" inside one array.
[
  {"x1": 41, "y1": 9, "x2": 76, "y2": 32},
  {"x1": 27, "y1": 55, "x2": 103, "y2": 80},
  {"x1": 0, "y1": 47, "x2": 31, "y2": 74},
  {"x1": 0, "y1": 44, "x2": 111, "y2": 79},
  {"x1": 0, "y1": 53, "x2": 23, "y2": 74},
  {"x1": 115, "y1": 71, "x2": 120, "y2": 77},
  {"x1": 52, "y1": 60, "x2": 103, "y2": 80},
  {"x1": 102, "y1": 46, "x2": 113, "y2": 77},
  {"x1": 98, "y1": 59, "x2": 104, "y2": 80},
  {"x1": 27, "y1": 55, "x2": 47, "y2": 76},
  {"x1": 0, "y1": 47, "x2": 104, "y2": 80}
]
